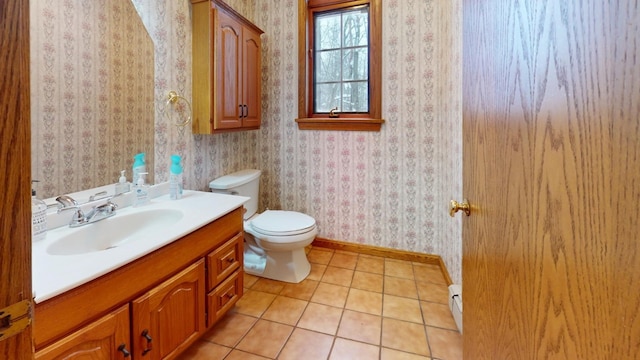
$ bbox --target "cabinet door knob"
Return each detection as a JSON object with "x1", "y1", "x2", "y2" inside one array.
[
  {"x1": 141, "y1": 329, "x2": 153, "y2": 355},
  {"x1": 118, "y1": 344, "x2": 131, "y2": 357}
]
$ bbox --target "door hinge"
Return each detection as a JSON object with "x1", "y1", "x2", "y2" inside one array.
[{"x1": 0, "y1": 300, "x2": 32, "y2": 341}]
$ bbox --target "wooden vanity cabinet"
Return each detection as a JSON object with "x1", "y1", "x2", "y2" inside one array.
[
  {"x1": 34, "y1": 207, "x2": 245, "y2": 360},
  {"x1": 191, "y1": 0, "x2": 264, "y2": 134},
  {"x1": 34, "y1": 305, "x2": 131, "y2": 360}
]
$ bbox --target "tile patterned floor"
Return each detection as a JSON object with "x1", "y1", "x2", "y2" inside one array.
[{"x1": 178, "y1": 247, "x2": 462, "y2": 360}]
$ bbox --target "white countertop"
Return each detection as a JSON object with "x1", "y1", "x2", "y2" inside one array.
[{"x1": 33, "y1": 190, "x2": 248, "y2": 303}]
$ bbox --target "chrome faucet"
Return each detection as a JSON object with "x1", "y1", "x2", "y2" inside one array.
[{"x1": 56, "y1": 195, "x2": 120, "y2": 228}]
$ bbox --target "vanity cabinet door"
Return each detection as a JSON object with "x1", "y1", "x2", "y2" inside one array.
[
  {"x1": 131, "y1": 260, "x2": 206, "y2": 360},
  {"x1": 35, "y1": 304, "x2": 131, "y2": 360}
]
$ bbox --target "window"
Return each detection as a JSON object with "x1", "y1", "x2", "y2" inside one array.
[{"x1": 296, "y1": 0, "x2": 383, "y2": 131}]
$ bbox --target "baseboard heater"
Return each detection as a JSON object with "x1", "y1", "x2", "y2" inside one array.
[{"x1": 448, "y1": 284, "x2": 463, "y2": 333}]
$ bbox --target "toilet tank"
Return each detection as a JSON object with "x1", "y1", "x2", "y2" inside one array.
[{"x1": 209, "y1": 169, "x2": 261, "y2": 219}]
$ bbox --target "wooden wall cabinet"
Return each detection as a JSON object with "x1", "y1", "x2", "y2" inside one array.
[
  {"x1": 191, "y1": 0, "x2": 264, "y2": 134},
  {"x1": 34, "y1": 207, "x2": 245, "y2": 360}
]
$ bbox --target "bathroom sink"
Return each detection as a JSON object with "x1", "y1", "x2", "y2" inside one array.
[{"x1": 46, "y1": 209, "x2": 184, "y2": 256}]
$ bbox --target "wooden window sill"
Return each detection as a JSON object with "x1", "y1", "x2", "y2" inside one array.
[{"x1": 295, "y1": 118, "x2": 384, "y2": 131}]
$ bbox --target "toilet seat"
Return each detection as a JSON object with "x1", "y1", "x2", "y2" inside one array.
[{"x1": 250, "y1": 210, "x2": 316, "y2": 236}]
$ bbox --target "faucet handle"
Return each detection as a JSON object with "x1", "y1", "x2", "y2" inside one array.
[
  {"x1": 89, "y1": 191, "x2": 109, "y2": 202},
  {"x1": 57, "y1": 206, "x2": 85, "y2": 226},
  {"x1": 56, "y1": 195, "x2": 78, "y2": 208}
]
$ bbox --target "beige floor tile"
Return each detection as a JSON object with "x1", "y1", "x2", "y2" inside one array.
[
  {"x1": 261, "y1": 296, "x2": 308, "y2": 325},
  {"x1": 383, "y1": 294, "x2": 424, "y2": 324},
  {"x1": 235, "y1": 319, "x2": 293, "y2": 358},
  {"x1": 251, "y1": 278, "x2": 286, "y2": 294},
  {"x1": 321, "y1": 266, "x2": 354, "y2": 287},
  {"x1": 311, "y1": 282, "x2": 350, "y2": 308},
  {"x1": 413, "y1": 263, "x2": 447, "y2": 285},
  {"x1": 307, "y1": 263, "x2": 328, "y2": 281},
  {"x1": 416, "y1": 281, "x2": 449, "y2": 304},
  {"x1": 356, "y1": 255, "x2": 385, "y2": 275},
  {"x1": 280, "y1": 279, "x2": 319, "y2": 301},
  {"x1": 329, "y1": 252, "x2": 358, "y2": 269},
  {"x1": 380, "y1": 347, "x2": 431, "y2": 360},
  {"x1": 385, "y1": 259, "x2": 415, "y2": 279},
  {"x1": 234, "y1": 289, "x2": 277, "y2": 317},
  {"x1": 351, "y1": 271, "x2": 384, "y2": 292},
  {"x1": 337, "y1": 310, "x2": 382, "y2": 345},
  {"x1": 244, "y1": 273, "x2": 260, "y2": 288},
  {"x1": 330, "y1": 338, "x2": 380, "y2": 359},
  {"x1": 278, "y1": 328, "x2": 334, "y2": 360},
  {"x1": 308, "y1": 248, "x2": 334, "y2": 264},
  {"x1": 345, "y1": 288, "x2": 383, "y2": 315},
  {"x1": 381, "y1": 318, "x2": 430, "y2": 357},
  {"x1": 384, "y1": 276, "x2": 419, "y2": 299},
  {"x1": 426, "y1": 326, "x2": 463, "y2": 360},
  {"x1": 297, "y1": 302, "x2": 343, "y2": 335},
  {"x1": 202, "y1": 311, "x2": 257, "y2": 347},
  {"x1": 175, "y1": 340, "x2": 231, "y2": 360},
  {"x1": 224, "y1": 349, "x2": 270, "y2": 360},
  {"x1": 421, "y1": 301, "x2": 458, "y2": 330}
]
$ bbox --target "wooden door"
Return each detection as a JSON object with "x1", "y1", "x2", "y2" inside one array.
[
  {"x1": 241, "y1": 26, "x2": 262, "y2": 129},
  {"x1": 34, "y1": 305, "x2": 130, "y2": 360},
  {"x1": 216, "y1": 8, "x2": 243, "y2": 129},
  {"x1": 462, "y1": 1, "x2": 640, "y2": 358},
  {"x1": 0, "y1": 0, "x2": 33, "y2": 358},
  {"x1": 131, "y1": 260, "x2": 206, "y2": 360}
]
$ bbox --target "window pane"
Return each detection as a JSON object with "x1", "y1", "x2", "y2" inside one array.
[
  {"x1": 342, "y1": 81, "x2": 368, "y2": 112},
  {"x1": 315, "y1": 12, "x2": 341, "y2": 50},
  {"x1": 342, "y1": 7, "x2": 369, "y2": 47},
  {"x1": 315, "y1": 83, "x2": 340, "y2": 113},
  {"x1": 343, "y1": 48, "x2": 368, "y2": 81},
  {"x1": 316, "y1": 50, "x2": 341, "y2": 82}
]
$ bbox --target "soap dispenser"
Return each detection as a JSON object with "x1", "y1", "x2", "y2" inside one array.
[
  {"x1": 115, "y1": 170, "x2": 130, "y2": 195},
  {"x1": 132, "y1": 152, "x2": 146, "y2": 183},
  {"x1": 133, "y1": 172, "x2": 150, "y2": 207},
  {"x1": 31, "y1": 180, "x2": 47, "y2": 241},
  {"x1": 169, "y1": 155, "x2": 183, "y2": 200}
]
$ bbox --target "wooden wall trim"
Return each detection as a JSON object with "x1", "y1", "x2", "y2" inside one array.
[{"x1": 312, "y1": 237, "x2": 453, "y2": 285}]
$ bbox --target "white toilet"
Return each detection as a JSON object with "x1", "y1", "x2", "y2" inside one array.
[{"x1": 209, "y1": 169, "x2": 318, "y2": 283}]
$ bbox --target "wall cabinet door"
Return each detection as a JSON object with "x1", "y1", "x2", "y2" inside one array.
[
  {"x1": 191, "y1": 0, "x2": 263, "y2": 134},
  {"x1": 35, "y1": 305, "x2": 131, "y2": 360},
  {"x1": 131, "y1": 260, "x2": 206, "y2": 360}
]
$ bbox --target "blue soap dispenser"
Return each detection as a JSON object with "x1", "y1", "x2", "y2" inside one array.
[
  {"x1": 169, "y1": 155, "x2": 183, "y2": 200},
  {"x1": 132, "y1": 152, "x2": 146, "y2": 183}
]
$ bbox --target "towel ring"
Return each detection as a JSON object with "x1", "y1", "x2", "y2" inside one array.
[{"x1": 165, "y1": 90, "x2": 192, "y2": 129}]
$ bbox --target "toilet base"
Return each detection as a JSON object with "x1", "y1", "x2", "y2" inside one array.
[{"x1": 244, "y1": 247, "x2": 310, "y2": 283}]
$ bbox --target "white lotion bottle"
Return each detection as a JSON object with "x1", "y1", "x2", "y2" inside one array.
[
  {"x1": 31, "y1": 182, "x2": 47, "y2": 241},
  {"x1": 115, "y1": 170, "x2": 130, "y2": 195},
  {"x1": 133, "y1": 172, "x2": 150, "y2": 207}
]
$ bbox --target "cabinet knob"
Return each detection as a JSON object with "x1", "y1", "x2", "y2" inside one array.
[
  {"x1": 141, "y1": 329, "x2": 153, "y2": 355},
  {"x1": 118, "y1": 344, "x2": 131, "y2": 357}
]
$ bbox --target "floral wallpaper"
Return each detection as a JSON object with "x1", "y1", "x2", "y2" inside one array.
[
  {"x1": 33, "y1": 0, "x2": 463, "y2": 284},
  {"x1": 30, "y1": 0, "x2": 155, "y2": 198}
]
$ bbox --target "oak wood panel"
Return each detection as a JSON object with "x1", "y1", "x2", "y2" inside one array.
[
  {"x1": 241, "y1": 27, "x2": 262, "y2": 129},
  {"x1": 217, "y1": 10, "x2": 243, "y2": 130},
  {"x1": 35, "y1": 305, "x2": 130, "y2": 360},
  {"x1": 206, "y1": 233, "x2": 243, "y2": 290},
  {"x1": 34, "y1": 207, "x2": 243, "y2": 349},
  {"x1": 0, "y1": 0, "x2": 33, "y2": 358},
  {"x1": 463, "y1": 1, "x2": 640, "y2": 358}
]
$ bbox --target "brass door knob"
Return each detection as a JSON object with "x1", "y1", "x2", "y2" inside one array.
[{"x1": 449, "y1": 199, "x2": 471, "y2": 217}]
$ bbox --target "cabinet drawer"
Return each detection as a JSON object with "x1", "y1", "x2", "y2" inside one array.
[
  {"x1": 207, "y1": 232, "x2": 243, "y2": 290},
  {"x1": 207, "y1": 270, "x2": 243, "y2": 327}
]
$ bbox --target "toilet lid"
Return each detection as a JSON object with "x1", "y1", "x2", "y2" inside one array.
[{"x1": 250, "y1": 210, "x2": 316, "y2": 236}]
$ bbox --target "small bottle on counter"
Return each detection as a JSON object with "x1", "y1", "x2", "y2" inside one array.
[
  {"x1": 169, "y1": 155, "x2": 183, "y2": 200},
  {"x1": 115, "y1": 170, "x2": 130, "y2": 195},
  {"x1": 31, "y1": 181, "x2": 47, "y2": 241},
  {"x1": 133, "y1": 172, "x2": 150, "y2": 207}
]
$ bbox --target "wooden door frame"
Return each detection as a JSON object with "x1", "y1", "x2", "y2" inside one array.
[{"x1": 0, "y1": 0, "x2": 33, "y2": 358}]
